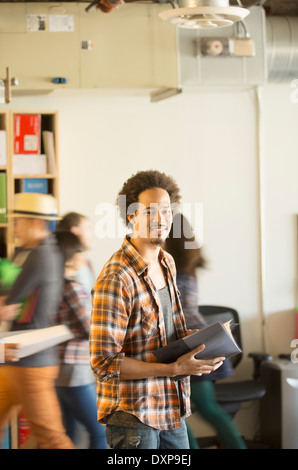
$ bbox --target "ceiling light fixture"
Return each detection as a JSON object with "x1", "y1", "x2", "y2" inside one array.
[{"x1": 159, "y1": 0, "x2": 250, "y2": 30}]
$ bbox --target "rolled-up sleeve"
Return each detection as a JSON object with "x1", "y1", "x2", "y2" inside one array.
[{"x1": 90, "y1": 274, "x2": 130, "y2": 382}]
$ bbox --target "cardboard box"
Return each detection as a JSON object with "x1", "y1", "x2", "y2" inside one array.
[{"x1": 14, "y1": 114, "x2": 41, "y2": 154}]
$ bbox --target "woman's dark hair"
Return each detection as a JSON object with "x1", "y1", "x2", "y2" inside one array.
[
  {"x1": 165, "y1": 213, "x2": 206, "y2": 274},
  {"x1": 55, "y1": 230, "x2": 83, "y2": 263},
  {"x1": 117, "y1": 170, "x2": 181, "y2": 226},
  {"x1": 57, "y1": 212, "x2": 85, "y2": 231}
]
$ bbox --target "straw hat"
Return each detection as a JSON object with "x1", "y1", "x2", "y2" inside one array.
[{"x1": 8, "y1": 193, "x2": 61, "y2": 221}]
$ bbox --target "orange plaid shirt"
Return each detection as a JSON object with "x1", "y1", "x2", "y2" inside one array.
[{"x1": 90, "y1": 236, "x2": 191, "y2": 430}]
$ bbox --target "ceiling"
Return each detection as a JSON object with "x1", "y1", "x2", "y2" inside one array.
[{"x1": 0, "y1": 0, "x2": 297, "y2": 16}]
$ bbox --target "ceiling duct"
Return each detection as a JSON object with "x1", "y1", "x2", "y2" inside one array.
[
  {"x1": 159, "y1": 0, "x2": 250, "y2": 30},
  {"x1": 266, "y1": 16, "x2": 298, "y2": 82},
  {"x1": 176, "y1": 6, "x2": 298, "y2": 88},
  {"x1": 177, "y1": 6, "x2": 266, "y2": 87}
]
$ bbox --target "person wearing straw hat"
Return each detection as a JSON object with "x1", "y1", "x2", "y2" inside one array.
[{"x1": 0, "y1": 192, "x2": 74, "y2": 449}]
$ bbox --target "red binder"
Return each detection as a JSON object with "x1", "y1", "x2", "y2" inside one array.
[{"x1": 14, "y1": 114, "x2": 41, "y2": 154}]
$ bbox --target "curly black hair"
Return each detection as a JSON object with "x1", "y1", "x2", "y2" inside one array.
[{"x1": 117, "y1": 170, "x2": 181, "y2": 226}]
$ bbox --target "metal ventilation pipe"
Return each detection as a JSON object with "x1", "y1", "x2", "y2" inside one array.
[{"x1": 266, "y1": 16, "x2": 298, "y2": 82}]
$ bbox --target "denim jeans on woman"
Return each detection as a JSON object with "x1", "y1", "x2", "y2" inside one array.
[{"x1": 56, "y1": 382, "x2": 107, "y2": 449}]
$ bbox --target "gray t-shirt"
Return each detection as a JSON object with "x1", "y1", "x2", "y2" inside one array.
[{"x1": 159, "y1": 285, "x2": 177, "y2": 344}]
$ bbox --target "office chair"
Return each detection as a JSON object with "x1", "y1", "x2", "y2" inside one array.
[{"x1": 191, "y1": 305, "x2": 272, "y2": 449}]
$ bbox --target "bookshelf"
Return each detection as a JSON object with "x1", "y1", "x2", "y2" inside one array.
[
  {"x1": 0, "y1": 110, "x2": 59, "y2": 449},
  {"x1": 0, "y1": 110, "x2": 59, "y2": 261}
]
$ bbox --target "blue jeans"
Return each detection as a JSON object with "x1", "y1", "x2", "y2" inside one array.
[
  {"x1": 106, "y1": 418, "x2": 189, "y2": 449},
  {"x1": 56, "y1": 383, "x2": 107, "y2": 449}
]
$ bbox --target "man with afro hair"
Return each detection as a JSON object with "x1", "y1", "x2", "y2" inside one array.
[{"x1": 90, "y1": 170, "x2": 224, "y2": 449}]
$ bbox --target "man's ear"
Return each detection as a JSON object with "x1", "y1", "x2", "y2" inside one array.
[{"x1": 127, "y1": 214, "x2": 135, "y2": 225}]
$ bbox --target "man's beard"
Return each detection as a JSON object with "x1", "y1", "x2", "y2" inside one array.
[
  {"x1": 148, "y1": 224, "x2": 169, "y2": 246},
  {"x1": 149, "y1": 237, "x2": 164, "y2": 246}
]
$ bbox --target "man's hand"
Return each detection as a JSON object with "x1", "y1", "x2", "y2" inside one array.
[
  {"x1": 172, "y1": 344, "x2": 225, "y2": 377},
  {"x1": 0, "y1": 298, "x2": 19, "y2": 321},
  {"x1": 119, "y1": 344, "x2": 224, "y2": 381}
]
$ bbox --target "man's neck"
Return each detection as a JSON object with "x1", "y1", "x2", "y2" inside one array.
[
  {"x1": 129, "y1": 236, "x2": 166, "y2": 290},
  {"x1": 129, "y1": 236, "x2": 161, "y2": 266}
]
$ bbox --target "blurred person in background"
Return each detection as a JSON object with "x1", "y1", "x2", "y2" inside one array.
[
  {"x1": 0, "y1": 193, "x2": 74, "y2": 449},
  {"x1": 57, "y1": 212, "x2": 95, "y2": 301},
  {"x1": 55, "y1": 230, "x2": 107, "y2": 449},
  {"x1": 165, "y1": 212, "x2": 246, "y2": 449},
  {"x1": 56, "y1": 212, "x2": 98, "y2": 448}
]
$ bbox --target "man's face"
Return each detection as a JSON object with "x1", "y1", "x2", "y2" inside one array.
[
  {"x1": 13, "y1": 217, "x2": 35, "y2": 247},
  {"x1": 130, "y1": 188, "x2": 172, "y2": 246}
]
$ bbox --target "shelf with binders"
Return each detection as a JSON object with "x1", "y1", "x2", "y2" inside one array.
[
  {"x1": 0, "y1": 110, "x2": 59, "y2": 261},
  {"x1": 0, "y1": 110, "x2": 59, "y2": 448},
  {"x1": 12, "y1": 112, "x2": 58, "y2": 175},
  {"x1": 14, "y1": 175, "x2": 55, "y2": 196}
]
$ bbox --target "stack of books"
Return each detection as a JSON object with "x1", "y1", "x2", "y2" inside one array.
[{"x1": 12, "y1": 114, "x2": 56, "y2": 196}]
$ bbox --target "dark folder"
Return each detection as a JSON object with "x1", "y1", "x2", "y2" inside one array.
[{"x1": 153, "y1": 321, "x2": 242, "y2": 380}]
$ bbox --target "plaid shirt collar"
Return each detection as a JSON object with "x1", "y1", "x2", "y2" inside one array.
[{"x1": 122, "y1": 235, "x2": 171, "y2": 277}]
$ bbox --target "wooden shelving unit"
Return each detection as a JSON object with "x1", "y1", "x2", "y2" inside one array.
[
  {"x1": 0, "y1": 110, "x2": 59, "y2": 449},
  {"x1": 0, "y1": 110, "x2": 59, "y2": 261}
]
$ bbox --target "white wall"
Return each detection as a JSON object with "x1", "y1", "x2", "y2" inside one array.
[
  {"x1": 3, "y1": 82, "x2": 298, "y2": 440},
  {"x1": 261, "y1": 85, "x2": 298, "y2": 356}
]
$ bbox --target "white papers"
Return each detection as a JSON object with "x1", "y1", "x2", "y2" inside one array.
[
  {"x1": 42, "y1": 131, "x2": 56, "y2": 174},
  {"x1": 49, "y1": 15, "x2": 74, "y2": 32},
  {"x1": 0, "y1": 130, "x2": 7, "y2": 165},
  {"x1": 26, "y1": 14, "x2": 47, "y2": 32},
  {"x1": 13, "y1": 154, "x2": 47, "y2": 175},
  {"x1": 0, "y1": 325, "x2": 73, "y2": 362}
]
